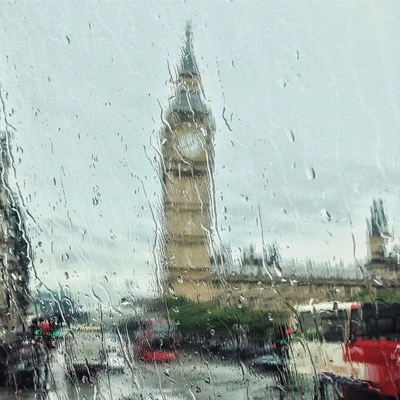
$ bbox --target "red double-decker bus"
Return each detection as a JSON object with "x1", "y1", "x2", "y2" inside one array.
[
  {"x1": 131, "y1": 318, "x2": 179, "y2": 363},
  {"x1": 341, "y1": 302, "x2": 400, "y2": 399},
  {"x1": 291, "y1": 301, "x2": 400, "y2": 399}
]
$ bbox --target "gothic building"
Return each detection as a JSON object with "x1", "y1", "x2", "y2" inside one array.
[
  {"x1": 160, "y1": 23, "x2": 216, "y2": 301},
  {"x1": 366, "y1": 198, "x2": 399, "y2": 280},
  {"x1": 158, "y1": 25, "x2": 384, "y2": 307}
]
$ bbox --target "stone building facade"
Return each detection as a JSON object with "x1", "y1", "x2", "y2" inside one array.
[{"x1": 160, "y1": 23, "x2": 216, "y2": 301}]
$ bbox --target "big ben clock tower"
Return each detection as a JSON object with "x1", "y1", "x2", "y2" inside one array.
[{"x1": 160, "y1": 23, "x2": 215, "y2": 301}]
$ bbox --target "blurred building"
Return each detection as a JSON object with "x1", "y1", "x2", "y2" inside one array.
[
  {"x1": 158, "y1": 26, "x2": 391, "y2": 307},
  {"x1": 0, "y1": 130, "x2": 30, "y2": 336},
  {"x1": 160, "y1": 22, "x2": 216, "y2": 301},
  {"x1": 366, "y1": 198, "x2": 399, "y2": 280}
]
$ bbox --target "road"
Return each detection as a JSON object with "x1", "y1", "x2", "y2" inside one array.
[{"x1": 0, "y1": 347, "x2": 288, "y2": 400}]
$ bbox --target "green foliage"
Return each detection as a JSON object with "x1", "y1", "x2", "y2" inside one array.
[
  {"x1": 351, "y1": 288, "x2": 400, "y2": 303},
  {"x1": 164, "y1": 296, "x2": 289, "y2": 341}
]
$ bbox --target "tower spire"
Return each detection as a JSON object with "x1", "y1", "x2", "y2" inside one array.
[{"x1": 180, "y1": 21, "x2": 198, "y2": 76}]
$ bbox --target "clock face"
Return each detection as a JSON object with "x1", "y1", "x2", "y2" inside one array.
[{"x1": 177, "y1": 131, "x2": 203, "y2": 158}]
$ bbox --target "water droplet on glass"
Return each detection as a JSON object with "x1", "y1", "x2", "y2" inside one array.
[
  {"x1": 320, "y1": 208, "x2": 331, "y2": 222},
  {"x1": 373, "y1": 277, "x2": 383, "y2": 286},
  {"x1": 287, "y1": 130, "x2": 295, "y2": 143},
  {"x1": 305, "y1": 166, "x2": 316, "y2": 181}
]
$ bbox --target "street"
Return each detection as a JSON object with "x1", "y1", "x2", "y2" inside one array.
[{"x1": 0, "y1": 347, "x2": 285, "y2": 400}]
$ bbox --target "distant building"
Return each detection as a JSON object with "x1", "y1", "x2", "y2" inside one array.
[
  {"x1": 158, "y1": 26, "x2": 386, "y2": 307},
  {"x1": 366, "y1": 198, "x2": 399, "y2": 280},
  {"x1": 0, "y1": 130, "x2": 30, "y2": 334},
  {"x1": 160, "y1": 22, "x2": 216, "y2": 301}
]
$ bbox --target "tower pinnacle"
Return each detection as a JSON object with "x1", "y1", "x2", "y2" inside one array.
[{"x1": 179, "y1": 21, "x2": 199, "y2": 76}]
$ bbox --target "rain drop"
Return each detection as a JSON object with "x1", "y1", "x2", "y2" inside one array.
[
  {"x1": 177, "y1": 276, "x2": 183, "y2": 283},
  {"x1": 373, "y1": 277, "x2": 383, "y2": 286},
  {"x1": 320, "y1": 208, "x2": 331, "y2": 222},
  {"x1": 287, "y1": 130, "x2": 295, "y2": 143},
  {"x1": 305, "y1": 166, "x2": 316, "y2": 181},
  {"x1": 195, "y1": 386, "x2": 201, "y2": 393}
]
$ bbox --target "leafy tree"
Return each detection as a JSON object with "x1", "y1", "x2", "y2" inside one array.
[
  {"x1": 351, "y1": 288, "x2": 400, "y2": 303},
  {"x1": 164, "y1": 296, "x2": 290, "y2": 342}
]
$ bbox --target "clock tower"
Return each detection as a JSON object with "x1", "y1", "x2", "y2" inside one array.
[{"x1": 160, "y1": 23, "x2": 215, "y2": 301}]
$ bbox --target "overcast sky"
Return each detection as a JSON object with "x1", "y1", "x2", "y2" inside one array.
[{"x1": 0, "y1": 1, "x2": 399, "y2": 302}]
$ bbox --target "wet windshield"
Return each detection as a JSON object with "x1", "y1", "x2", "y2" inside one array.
[{"x1": 0, "y1": 2, "x2": 399, "y2": 399}]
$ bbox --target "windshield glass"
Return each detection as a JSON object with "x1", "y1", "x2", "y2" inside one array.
[
  {"x1": 0, "y1": 2, "x2": 399, "y2": 399},
  {"x1": 351, "y1": 303, "x2": 400, "y2": 339},
  {"x1": 298, "y1": 309, "x2": 347, "y2": 342}
]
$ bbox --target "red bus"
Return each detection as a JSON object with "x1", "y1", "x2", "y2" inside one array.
[
  {"x1": 342, "y1": 302, "x2": 400, "y2": 399},
  {"x1": 292, "y1": 301, "x2": 400, "y2": 399},
  {"x1": 131, "y1": 318, "x2": 178, "y2": 363}
]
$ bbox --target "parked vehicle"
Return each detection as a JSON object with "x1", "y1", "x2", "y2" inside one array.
[
  {"x1": 63, "y1": 329, "x2": 106, "y2": 381},
  {"x1": 251, "y1": 353, "x2": 285, "y2": 371},
  {"x1": 104, "y1": 333, "x2": 126, "y2": 373}
]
